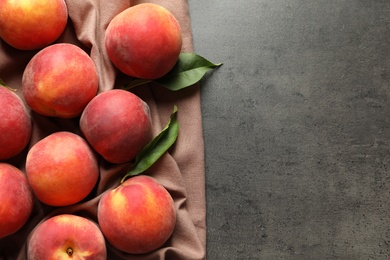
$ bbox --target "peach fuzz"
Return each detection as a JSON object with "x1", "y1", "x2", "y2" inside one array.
[
  {"x1": 105, "y1": 3, "x2": 182, "y2": 79},
  {"x1": 0, "y1": 0, "x2": 68, "y2": 50},
  {"x1": 28, "y1": 214, "x2": 106, "y2": 260},
  {"x1": 80, "y1": 89, "x2": 152, "y2": 164},
  {"x1": 97, "y1": 175, "x2": 176, "y2": 254},
  {"x1": 0, "y1": 163, "x2": 34, "y2": 239},
  {"x1": 22, "y1": 43, "x2": 99, "y2": 118},
  {"x1": 0, "y1": 86, "x2": 32, "y2": 161},
  {"x1": 26, "y1": 131, "x2": 99, "y2": 206}
]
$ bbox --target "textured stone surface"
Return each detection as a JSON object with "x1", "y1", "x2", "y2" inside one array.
[{"x1": 189, "y1": 0, "x2": 390, "y2": 259}]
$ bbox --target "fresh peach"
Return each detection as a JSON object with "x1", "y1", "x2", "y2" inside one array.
[
  {"x1": 28, "y1": 214, "x2": 106, "y2": 260},
  {"x1": 0, "y1": 0, "x2": 68, "y2": 50},
  {"x1": 0, "y1": 86, "x2": 32, "y2": 160},
  {"x1": 97, "y1": 175, "x2": 176, "y2": 254},
  {"x1": 25, "y1": 131, "x2": 99, "y2": 206},
  {"x1": 80, "y1": 89, "x2": 152, "y2": 164},
  {"x1": 105, "y1": 3, "x2": 182, "y2": 79},
  {"x1": 22, "y1": 43, "x2": 99, "y2": 118},
  {"x1": 0, "y1": 163, "x2": 34, "y2": 239}
]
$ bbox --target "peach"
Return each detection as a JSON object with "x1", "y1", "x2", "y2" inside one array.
[
  {"x1": 0, "y1": 163, "x2": 34, "y2": 239},
  {"x1": 0, "y1": 86, "x2": 32, "y2": 160},
  {"x1": 26, "y1": 131, "x2": 99, "y2": 206},
  {"x1": 22, "y1": 43, "x2": 99, "y2": 118},
  {"x1": 97, "y1": 175, "x2": 176, "y2": 254},
  {"x1": 28, "y1": 214, "x2": 106, "y2": 260},
  {"x1": 80, "y1": 89, "x2": 152, "y2": 164},
  {"x1": 105, "y1": 3, "x2": 182, "y2": 79},
  {"x1": 0, "y1": 0, "x2": 68, "y2": 50}
]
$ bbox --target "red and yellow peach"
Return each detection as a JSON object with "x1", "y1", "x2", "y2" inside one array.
[
  {"x1": 105, "y1": 3, "x2": 182, "y2": 79},
  {"x1": 25, "y1": 131, "x2": 99, "y2": 206},
  {"x1": 80, "y1": 89, "x2": 152, "y2": 164},
  {"x1": 0, "y1": 86, "x2": 32, "y2": 161},
  {"x1": 0, "y1": 0, "x2": 68, "y2": 50},
  {"x1": 0, "y1": 163, "x2": 34, "y2": 239},
  {"x1": 97, "y1": 175, "x2": 176, "y2": 254},
  {"x1": 28, "y1": 214, "x2": 107, "y2": 260},
  {"x1": 22, "y1": 43, "x2": 99, "y2": 118}
]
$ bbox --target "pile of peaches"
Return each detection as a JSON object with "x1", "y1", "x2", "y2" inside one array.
[{"x1": 0, "y1": 1, "x2": 184, "y2": 259}]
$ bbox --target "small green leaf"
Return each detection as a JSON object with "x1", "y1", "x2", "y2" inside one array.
[
  {"x1": 121, "y1": 52, "x2": 222, "y2": 91},
  {"x1": 121, "y1": 105, "x2": 179, "y2": 183},
  {"x1": 0, "y1": 78, "x2": 17, "y2": 92},
  {"x1": 0, "y1": 78, "x2": 5, "y2": 86},
  {"x1": 122, "y1": 78, "x2": 152, "y2": 90},
  {"x1": 156, "y1": 52, "x2": 222, "y2": 91}
]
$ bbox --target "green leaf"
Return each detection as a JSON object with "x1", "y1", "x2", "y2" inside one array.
[
  {"x1": 121, "y1": 105, "x2": 179, "y2": 183},
  {"x1": 121, "y1": 78, "x2": 152, "y2": 90},
  {"x1": 121, "y1": 52, "x2": 222, "y2": 91},
  {"x1": 156, "y1": 52, "x2": 222, "y2": 91},
  {"x1": 0, "y1": 78, "x2": 5, "y2": 86},
  {"x1": 0, "y1": 78, "x2": 17, "y2": 92}
]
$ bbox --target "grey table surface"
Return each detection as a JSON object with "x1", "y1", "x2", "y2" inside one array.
[{"x1": 189, "y1": 0, "x2": 390, "y2": 259}]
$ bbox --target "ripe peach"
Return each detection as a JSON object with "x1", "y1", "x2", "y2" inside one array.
[
  {"x1": 26, "y1": 131, "x2": 99, "y2": 206},
  {"x1": 0, "y1": 0, "x2": 68, "y2": 50},
  {"x1": 22, "y1": 43, "x2": 99, "y2": 118},
  {"x1": 0, "y1": 86, "x2": 32, "y2": 161},
  {"x1": 80, "y1": 89, "x2": 152, "y2": 164},
  {"x1": 0, "y1": 163, "x2": 34, "y2": 239},
  {"x1": 97, "y1": 175, "x2": 176, "y2": 254},
  {"x1": 105, "y1": 3, "x2": 182, "y2": 79},
  {"x1": 28, "y1": 214, "x2": 106, "y2": 260}
]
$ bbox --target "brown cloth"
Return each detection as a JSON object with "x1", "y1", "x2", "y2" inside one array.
[{"x1": 0, "y1": 0, "x2": 206, "y2": 259}]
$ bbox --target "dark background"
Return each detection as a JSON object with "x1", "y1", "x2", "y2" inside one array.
[{"x1": 189, "y1": 0, "x2": 390, "y2": 259}]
